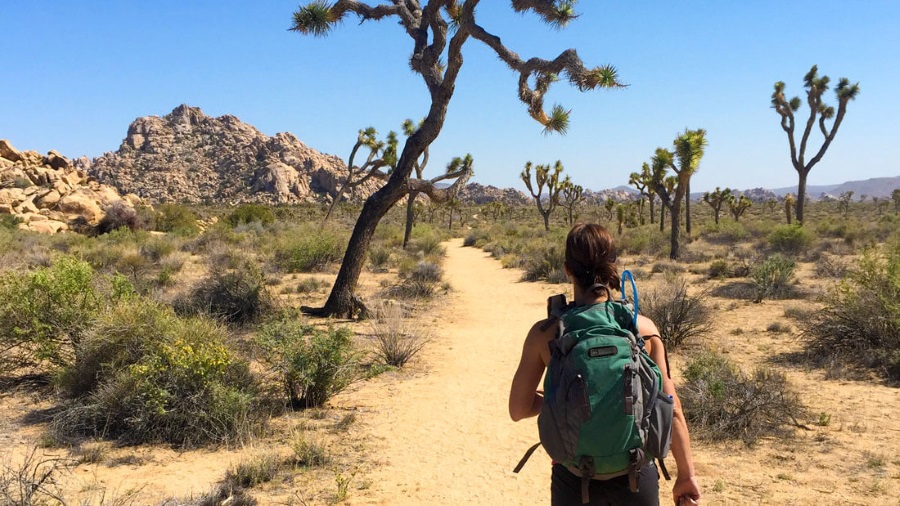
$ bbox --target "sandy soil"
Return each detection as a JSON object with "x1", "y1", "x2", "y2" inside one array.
[{"x1": 1, "y1": 238, "x2": 899, "y2": 505}]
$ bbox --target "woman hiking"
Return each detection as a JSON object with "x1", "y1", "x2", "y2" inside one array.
[{"x1": 509, "y1": 223, "x2": 701, "y2": 506}]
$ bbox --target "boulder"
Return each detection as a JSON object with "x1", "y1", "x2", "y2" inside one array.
[
  {"x1": 34, "y1": 189, "x2": 61, "y2": 208},
  {"x1": 45, "y1": 150, "x2": 71, "y2": 171},
  {"x1": 57, "y1": 188, "x2": 103, "y2": 222},
  {"x1": 28, "y1": 220, "x2": 67, "y2": 234},
  {"x1": 0, "y1": 140, "x2": 23, "y2": 162}
]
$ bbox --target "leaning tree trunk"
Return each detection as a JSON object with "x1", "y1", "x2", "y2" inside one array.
[
  {"x1": 402, "y1": 191, "x2": 419, "y2": 249},
  {"x1": 541, "y1": 210, "x2": 550, "y2": 231},
  {"x1": 648, "y1": 196, "x2": 655, "y2": 225},
  {"x1": 796, "y1": 168, "x2": 808, "y2": 225},
  {"x1": 659, "y1": 205, "x2": 666, "y2": 232}
]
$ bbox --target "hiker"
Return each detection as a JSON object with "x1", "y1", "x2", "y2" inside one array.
[{"x1": 509, "y1": 223, "x2": 701, "y2": 506}]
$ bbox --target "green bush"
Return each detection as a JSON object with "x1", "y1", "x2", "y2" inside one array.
[
  {"x1": 223, "y1": 204, "x2": 275, "y2": 228},
  {"x1": 802, "y1": 243, "x2": 900, "y2": 381},
  {"x1": 0, "y1": 256, "x2": 99, "y2": 372},
  {"x1": 521, "y1": 244, "x2": 566, "y2": 283},
  {"x1": 767, "y1": 224, "x2": 815, "y2": 255},
  {"x1": 680, "y1": 349, "x2": 806, "y2": 444},
  {"x1": 53, "y1": 299, "x2": 260, "y2": 446},
  {"x1": 749, "y1": 254, "x2": 796, "y2": 302},
  {"x1": 154, "y1": 203, "x2": 199, "y2": 234},
  {"x1": 368, "y1": 246, "x2": 392, "y2": 272},
  {"x1": 255, "y1": 319, "x2": 358, "y2": 409},
  {"x1": 707, "y1": 259, "x2": 729, "y2": 279},
  {"x1": 175, "y1": 260, "x2": 274, "y2": 325},
  {"x1": 701, "y1": 221, "x2": 749, "y2": 244},
  {"x1": 640, "y1": 276, "x2": 712, "y2": 351},
  {"x1": 617, "y1": 226, "x2": 669, "y2": 256},
  {"x1": 273, "y1": 226, "x2": 344, "y2": 272}
]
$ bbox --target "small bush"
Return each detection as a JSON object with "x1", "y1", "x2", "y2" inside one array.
[
  {"x1": 255, "y1": 319, "x2": 358, "y2": 408},
  {"x1": 368, "y1": 246, "x2": 392, "y2": 272},
  {"x1": 708, "y1": 259, "x2": 729, "y2": 279},
  {"x1": 296, "y1": 277, "x2": 329, "y2": 294},
  {"x1": 640, "y1": 275, "x2": 712, "y2": 351},
  {"x1": 52, "y1": 299, "x2": 260, "y2": 447},
  {"x1": 274, "y1": 226, "x2": 344, "y2": 272},
  {"x1": 0, "y1": 256, "x2": 99, "y2": 372},
  {"x1": 680, "y1": 349, "x2": 806, "y2": 444},
  {"x1": 617, "y1": 227, "x2": 669, "y2": 257},
  {"x1": 521, "y1": 244, "x2": 566, "y2": 283},
  {"x1": 0, "y1": 214, "x2": 22, "y2": 230},
  {"x1": 176, "y1": 261, "x2": 274, "y2": 325},
  {"x1": 370, "y1": 302, "x2": 432, "y2": 367},
  {"x1": 96, "y1": 202, "x2": 139, "y2": 235},
  {"x1": 290, "y1": 430, "x2": 330, "y2": 467},
  {"x1": 463, "y1": 233, "x2": 478, "y2": 247},
  {"x1": 224, "y1": 454, "x2": 281, "y2": 489},
  {"x1": 223, "y1": 204, "x2": 275, "y2": 228},
  {"x1": 154, "y1": 203, "x2": 199, "y2": 235},
  {"x1": 393, "y1": 260, "x2": 444, "y2": 299},
  {"x1": 702, "y1": 221, "x2": 749, "y2": 244},
  {"x1": 802, "y1": 243, "x2": 900, "y2": 381},
  {"x1": 749, "y1": 254, "x2": 796, "y2": 302},
  {"x1": 767, "y1": 224, "x2": 815, "y2": 256},
  {"x1": 766, "y1": 321, "x2": 791, "y2": 334},
  {"x1": 815, "y1": 253, "x2": 849, "y2": 278}
]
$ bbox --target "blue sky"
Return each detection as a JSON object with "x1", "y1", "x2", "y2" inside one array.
[{"x1": 2, "y1": 1, "x2": 898, "y2": 193}]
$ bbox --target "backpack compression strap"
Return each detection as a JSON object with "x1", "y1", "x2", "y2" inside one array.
[{"x1": 513, "y1": 442, "x2": 542, "y2": 473}]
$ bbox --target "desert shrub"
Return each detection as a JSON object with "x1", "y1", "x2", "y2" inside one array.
[
  {"x1": 640, "y1": 276, "x2": 712, "y2": 351},
  {"x1": 617, "y1": 227, "x2": 668, "y2": 256},
  {"x1": 802, "y1": 243, "x2": 900, "y2": 381},
  {"x1": 52, "y1": 299, "x2": 260, "y2": 446},
  {"x1": 273, "y1": 225, "x2": 344, "y2": 272},
  {"x1": 650, "y1": 261, "x2": 685, "y2": 275},
  {"x1": 408, "y1": 227, "x2": 445, "y2": 256},
  {"x1": 176, "y1": 260, "x2": 274, "y2": 325},
  {"x1": 154, "y1": 203, "x2": 200, "y2": 234},
  {"x1": 0, "y1": 214, "x2": 22, "y2": 230},
  {"x1": 290, "y1": 430, "x2": 330, "y2": 467},
  {"x1": 370, "y1": 302, "x2": 432, "y2": 367},
  {"x1": 296, "y1": 277, "x2": 329, "y2": 294},
  {"x1": 463, "y1": 232, "x2": 478, "y2": 247},
  {"x1": 767, "y1": 224, "x2": 815, "y2": 256},
  {"x1": 96, "y1": 201, "x2": 139, "y2": 235},
  {"x1": 139, "y1": 235, "x2": 178, "y2": 262},
  {"x1": 815, "y1": 253, "x2": 849, "y2": 278},
  {"x1": 393, "y1": 259, "x2": 444, "y2": 298},
  {"x1": 0, "y1": 256, "x2": 99, "y2": 372},
  {"x1": 223, "y1": 204, "x2": 275, "y2": 228},
  {"x1": 255, "y1": 319, "x2": 358, "y2": 408},
  {"x1": 680, "y1": 349, "x2": 806, "y2": 444},
  {"x1": 707, "y1": 259, "x2": 729, "y2": 279},
  {"x1": 749, "y1": 254, "x2": 796, "y2": 302},
  {"x1": 368, "y1": 246, "x2": 392, "y2": 272},
  {"x1": 521, "y1": 244, "x2": 566, "y2": 283},
  {"x1": 224, "y1": 454, "x2": 281, "y2": 489},
  {"x1": 701, "y1": 221, "x2": 749, "y2": 244}
]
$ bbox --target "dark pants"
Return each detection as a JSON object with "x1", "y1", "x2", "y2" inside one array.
[{"x1": 550, "y1": 463, "x2": 659, "y2": 506}]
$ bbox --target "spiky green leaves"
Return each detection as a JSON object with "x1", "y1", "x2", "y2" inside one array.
[
  {"x1": 290, "y1": 1, "x2": 337, "y2": 37},
  {"x1": 836, "y1": 77, "x2": 861, "y2": 101},
  {"x1": 581, "y1": 65, "x2": 622, "y2": 90},
  {"x1": 789, "y1": 97, "x2": 802, "y2": 112},
  {"x1": 446, "y1": 153, "x2": 474, "y2": 176},
  {"x1": 543, "y1": 104, "x2": 571, "y2": 135},
  {"x1": 512, "y1": 0, "x2": 579, "y2": 28}
]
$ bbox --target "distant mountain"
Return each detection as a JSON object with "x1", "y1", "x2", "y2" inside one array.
[{"x1": 770, "y1": 177, "x2": 900, "y2": 200}]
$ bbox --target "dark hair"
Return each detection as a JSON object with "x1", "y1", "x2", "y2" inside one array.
[{"x1": 565, "y1": 223, "x2": 620, "y2": 294}]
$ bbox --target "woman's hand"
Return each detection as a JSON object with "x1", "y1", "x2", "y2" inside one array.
[{"x1": 672, "y1": 475, "x2": 700, "y2": 506}]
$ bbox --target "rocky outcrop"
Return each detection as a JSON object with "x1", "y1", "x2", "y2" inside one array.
[
  {"x1": 458, "y1": 183, "x2": 529, "y2": 206},
  {"x1": 89, "y1": 104, "x2": 378, "y2": 204},
  {"x1": 740, "y1": 187, "x2": 778, "y2": 203},
  {"x1": 0, "y1": 140, "x2": 141, "y2": 234}
]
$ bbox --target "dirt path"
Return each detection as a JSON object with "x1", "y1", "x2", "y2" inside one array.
[{"x1": 342, "y1": 238, "x2": 561, "y2": 504}]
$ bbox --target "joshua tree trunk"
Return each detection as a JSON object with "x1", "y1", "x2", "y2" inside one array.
[
  {"x1": 669, "y1": 187, "x2": 684, "y2": 260},
  {"x1": 796, "y1": 171, "x2": 808, "y2": 224},
  {"x1": 685, "y1": 181, "x2": 692, "y2": 236},
  {"x1": 402, "y1": 192, "x2": 418, "y2": 249},
  {"x1": 659, "y1": 205, "x2": 665, "y2": 232}
]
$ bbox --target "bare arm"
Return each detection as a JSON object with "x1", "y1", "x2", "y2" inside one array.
[
  {"x1": 509, "y1": 320, "x2": 552, "y2": 421},
  {"x1": 638, "y1": 315, "x2": 701, "y2": 506}
]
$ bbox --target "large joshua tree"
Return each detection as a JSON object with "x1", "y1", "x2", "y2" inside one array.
[
  {"x1": 702, "y1": 187, "x2": 732, "y2": 225},
  {"x1": 651, "y1": 130, "x2": 707, "y2": 259},
  {"x1": 771, "y1": 65, "x2": 860, "y2": 225},
  {"x1": 291, "y1": 1, "x2": 623, "y2": 317}
]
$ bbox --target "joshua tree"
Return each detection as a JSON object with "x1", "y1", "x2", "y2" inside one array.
[
  {"x1": 893, "y1": 189, "x2": 900, "y2": 213},
  {"x1": 615, "y1": 204, "x2": 625, "y2": 235},
  {"x1": 559, "y1": 177, "x2": 584, "y2": 226},
  {"x1": 522, "y1": 161, "x2": 566, "y2": 231},
  {"x1": 654, "y1": 129, "x2": 707, "y2": 259},
  {"x1": 784, "y1": 194, "x2": 797, "y2": 224},
  {"x1": 771, "y1": 65, "x2": 860, "y2": 225},
  {"x1": 766, "y1": 198, "x2": 778, "y2": 215},
  {"x1": 702, "y1": 187, "x2": 732, "y2": 225},
  {"x1": 650, "y1": 149, "x2": 675, "y2": 232},
  {"x1": 324, "y1": 127, "x2": 397, "y2": 222},
  {"x1": 728, "y1": 194, "x2": 752, "y2": 222},
  {"x1": 629, "y1": 163, "x2": 656, "y2": 225},
  {"x1": 291, "y1": 1, "x2": 623, "y2": 317},
  {"x1": 838, "y1": 190, "x2": 854, "y2": 216}
]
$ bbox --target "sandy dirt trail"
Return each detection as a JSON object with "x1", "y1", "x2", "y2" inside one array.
[{"x1": 343, "y1": 238, "x2": 561, "y2": 504}]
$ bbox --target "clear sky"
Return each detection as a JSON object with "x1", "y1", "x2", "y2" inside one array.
[{"x1": 2, "y1": 1, "x2": 898, "y2": 194}]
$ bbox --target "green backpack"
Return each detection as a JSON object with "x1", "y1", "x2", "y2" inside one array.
[{"x1": 514, "y1": 272, "x2": 674, "y2": 504}]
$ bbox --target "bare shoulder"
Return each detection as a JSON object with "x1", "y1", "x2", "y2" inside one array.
[{"x1": 636, "y1": 314, "x2": 661, "y2": 338}]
